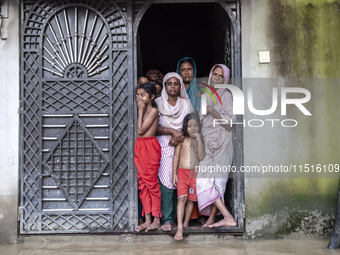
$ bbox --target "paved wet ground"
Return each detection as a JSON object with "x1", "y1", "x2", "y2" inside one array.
[{"x1": 1, "y1": 237, "x2": 340, "y2": 255}]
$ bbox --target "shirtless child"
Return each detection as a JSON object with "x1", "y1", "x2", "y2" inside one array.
[
  {"x1": 134, "y1": 83, "x2": 162, "y2": 232},
  {"x1": 172, "y1": 113, "x2": 205, "y2": 240}
]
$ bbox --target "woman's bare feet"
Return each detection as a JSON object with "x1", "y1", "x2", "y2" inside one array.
[
  {"x1": 135, "y1": 221, "x2": 151, "y2": 232},
  {"x1": 202, "y1": 217, "x2": 215, "y2": 227},
  {"x1": 174, "y1": 227, "x2": 184, "y2": 241},
  {"x1": 145, "y1": 218, "x2": 161, "y2": 232},
  {"x1": 209, "y1": 217, "x2": 237, "y2": 228},
  {"x1": 161, "y1": 222, "x2": 172, "y2": 232}
]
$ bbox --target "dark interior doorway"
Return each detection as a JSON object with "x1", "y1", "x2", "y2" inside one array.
[
  {"x1": 137, "y1": 2, "x2": 237, "y2": 232},
  {"x1": 138, "y1": 3, "x2": 230, "y2": 77}
]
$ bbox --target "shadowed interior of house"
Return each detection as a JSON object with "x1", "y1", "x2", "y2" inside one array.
[{"x1": 138, "y1": 3, "x2": 230, "y2": 77}]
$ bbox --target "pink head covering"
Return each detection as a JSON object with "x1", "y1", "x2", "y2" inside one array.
[
  {"x1": 204, "y1": 63, "x2": 232, "y2": 111},
  {"x1": 155, "y1": 72, "x2": 191, "y2": 131},
  {"x1": 208, "y1": 64, "x2": 230, "y2": 86}
]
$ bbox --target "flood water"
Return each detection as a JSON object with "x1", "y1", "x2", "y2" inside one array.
[{"x1": 1, "y1": 239, "x2": 340, "y2": 255}]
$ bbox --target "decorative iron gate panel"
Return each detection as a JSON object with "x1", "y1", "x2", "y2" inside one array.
[{"x1": 20, "y1": 0, "x2": 133, "y2": 234}]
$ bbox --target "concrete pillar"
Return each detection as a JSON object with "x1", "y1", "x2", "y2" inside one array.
[{"x1": 0, "y1": 0, "x2": 20, "y2": 244}]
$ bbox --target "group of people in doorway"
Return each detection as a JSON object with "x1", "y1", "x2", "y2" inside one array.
[{"x1": 134, "y1": 57, "x2": 236, "y2": 241}]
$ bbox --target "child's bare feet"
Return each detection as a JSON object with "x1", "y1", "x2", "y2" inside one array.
[
  {"x1": 135, "y1": 221, "x2": 151, "y2": 232},
  {"x1": 209, "y1": 217, "x2": 237, "y2": 228},
  {"x1": 174, "y1": 227, "x2": 184, "y2": 241},
  {"x1": 202, "y1": 217, "x2": 215, "y2": 227},
  {"x1": 161, "y1": 222, "x2": 172, "y2": 232},
  {"x1": 145, "y1": 218, "x2": 161, "y2": 232}
]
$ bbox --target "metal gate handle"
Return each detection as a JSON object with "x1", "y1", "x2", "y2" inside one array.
[{"x1": 0, "y1": 14, "x2": 7, "y2": 40}]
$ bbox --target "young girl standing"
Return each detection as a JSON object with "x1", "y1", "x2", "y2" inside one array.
[
  {"x1": 172, "y1": 113, "x2": 205, "y2": 241},
  {"x1": 134, "y1": 83, "x2": 162, "y2": 232}
]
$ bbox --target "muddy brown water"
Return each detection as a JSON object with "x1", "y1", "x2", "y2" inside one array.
[{"x1": 1, "y1": 239, "x2": 340, "y2": 255}]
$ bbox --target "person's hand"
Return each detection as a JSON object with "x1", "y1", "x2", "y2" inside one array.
[
  {"x1": 192, "y1": 132, "x2": 202, "y2": 142},
  {"x1": 168, "y1": 130, "x2": 184, "y2": 146},
  {"x1": 169, "y1": 137, "x2": 178, "y2": 147},
  {"x1": 172, "y1": 129, "x2": 182, "y2": 138},
  {"x1": 207, "y1": 106, "x2": 213, "y2": 113},
  {"x1": 172, "y1": 174, "x2": 178, "y2": 187},
  {"x1": 136, "y1": 97, "x2": 145, "y2": 110},
  {"x1": 225, "y1": 125, "x2": 232, "y2": 132},
  {"x1": 169, "y1": 137, "x2": 184, "y2": 147},
  {"x1": 175, "y1": 135, "x2": 184, "y2": 144}
]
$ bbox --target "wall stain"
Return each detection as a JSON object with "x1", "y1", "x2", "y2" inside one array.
[{"x1": 269, "y1": 0, "x2": 340, "y2": 78}]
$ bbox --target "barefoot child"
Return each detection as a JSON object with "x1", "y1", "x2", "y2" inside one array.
[
  {"x1": 134, "y1": 83, "x2": 162, "y2": 232},
  {"x1": 173, "y1": 113, "x2": 205, "y2": 241},
  {"x1": 136, "y1": 75, "x2": 149, "y2": 226}
]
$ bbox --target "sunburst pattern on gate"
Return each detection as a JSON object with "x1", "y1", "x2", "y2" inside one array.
[{"x1": 43, "y1": 7, "x2": 109, "y2": 78}]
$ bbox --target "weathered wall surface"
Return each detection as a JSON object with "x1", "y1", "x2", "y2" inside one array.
[
  {"x1": 242, "y1": 0, "x2": 340, "y2": 239},
  {"x1": 0, "y1": 0, "x2": 20, "y2": 244}
]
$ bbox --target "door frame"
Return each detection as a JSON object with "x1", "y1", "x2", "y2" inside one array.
[{"x1": 132, "y1": 0, "x2": 244, "y2": 234}]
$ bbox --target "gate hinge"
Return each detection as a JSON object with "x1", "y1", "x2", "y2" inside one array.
[
  {"x1": 18, "y1": 206, "x2": 24, "y2": 222},
  {"x1": 17, "y1": 107, "x2": 23, "y2": 115},
  {"x1": 242, "y1": 204, "x2": 246, "y2": 219}
]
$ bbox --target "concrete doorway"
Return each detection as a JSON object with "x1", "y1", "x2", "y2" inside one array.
[{"x1": 135, "y1": 1, "x2": 244, "y2": 234}]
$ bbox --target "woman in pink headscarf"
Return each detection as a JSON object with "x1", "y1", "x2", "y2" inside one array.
[
  {"x1": 196, "y1": 64, "x2": 237, "y2": 228},
  {"x1": 155, "y1": 72, "x2": 191, "y2": 231}
]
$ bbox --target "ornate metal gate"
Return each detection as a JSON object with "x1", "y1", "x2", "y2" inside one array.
[{"x1": 20, "y1": 0, "x2": 134, "y2": 233}]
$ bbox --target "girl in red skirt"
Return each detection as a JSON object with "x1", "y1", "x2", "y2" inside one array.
[
  {"x1": 172, "y1": 113, "x2": 205, "y2": 240},
  {"x1": 134, "y1": 83, "x2": 162, "y2": 232}
]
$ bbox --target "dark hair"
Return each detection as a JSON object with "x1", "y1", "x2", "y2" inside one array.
[
  {"x1": 136, "y1": 83, "x2": 157, "y2": 108},
  {"x1": 137, "y1": 74, "x2": 149, "y2": 85},
  {"x1": 179, "y1": 58, "x2": 195, "y2": 70},
  {"x1": 137, "y1": 74, "x2": 148, "y2": 80},
  {"x1": 182, "y1": 113, "x2": 201, "y2": 137}
]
